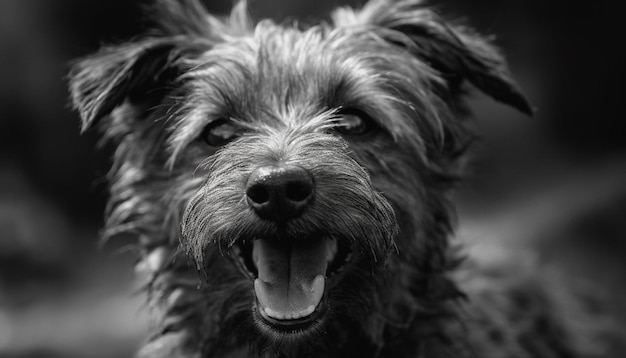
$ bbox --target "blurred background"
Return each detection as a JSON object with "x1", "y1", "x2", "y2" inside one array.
[{"x1": 0, "y1": 0, "x2": 624, "y2": 357}]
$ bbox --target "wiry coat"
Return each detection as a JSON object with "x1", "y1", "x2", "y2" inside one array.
[{"x1": 68, "y1": 1, "x2": 597, "y2": 357}]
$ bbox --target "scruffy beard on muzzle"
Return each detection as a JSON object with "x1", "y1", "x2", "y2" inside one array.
[
  {"x1": 194, "y1": 250, "x2": 396, "y2": 358},
  {"x1": 180, "y1": 131, "x2": 398, "y2": 355}
]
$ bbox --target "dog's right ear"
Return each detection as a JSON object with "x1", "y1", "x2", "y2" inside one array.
[
  {"x1": 68, "y1": 0, "x2": 226, "y2": 132},
  {"x1": 69, "y1": 37, "x2": 212, "y2": 133}
]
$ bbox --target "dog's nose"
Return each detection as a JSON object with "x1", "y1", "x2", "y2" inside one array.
[{"x1": 246, "y1": 165, "x2": 314, "y2": 222}]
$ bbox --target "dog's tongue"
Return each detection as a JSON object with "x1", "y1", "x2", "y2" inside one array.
[{"x1": 253, "y1": 238, "x2": 333, "y2": 319}]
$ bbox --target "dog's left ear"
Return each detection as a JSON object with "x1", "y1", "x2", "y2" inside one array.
[{"x1": 334, "y1": 0, "x2": 533, "y2": 115}]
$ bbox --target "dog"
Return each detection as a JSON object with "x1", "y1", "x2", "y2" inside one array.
[{"x1": 67, "y1": 0, "x2": 596, "y2": 357}]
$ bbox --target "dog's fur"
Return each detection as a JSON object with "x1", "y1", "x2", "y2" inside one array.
[{"x1": 67, "y1": 1, "x2": 600, "y2": 357}]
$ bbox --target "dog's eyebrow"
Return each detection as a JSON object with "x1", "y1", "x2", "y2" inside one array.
[
  {"x1": 163, "y1": 44, "x2": 258, "y2": 156},
  {"x1": 315, "y1": 61, "x2": 443, "y2": 153},
  {"x1": 165, "y1": 97, "x2": 224, "y2": 167}
]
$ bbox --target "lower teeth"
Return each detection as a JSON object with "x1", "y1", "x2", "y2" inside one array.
[{"x1": 263, "y1": 304, "x2": 316, "y2": 321}]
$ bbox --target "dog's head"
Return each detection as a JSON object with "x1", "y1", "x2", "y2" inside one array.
[{"x1": 69, "y1": 0, "x2": 530, "y2": 356}]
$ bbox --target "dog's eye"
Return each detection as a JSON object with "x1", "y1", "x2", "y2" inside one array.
[
  {"x1": 334, "y1": 110, "x2": 374, "y2": 136},
  {"x1": 201, "y1": 119, "x2": 240, "y2": 147}
]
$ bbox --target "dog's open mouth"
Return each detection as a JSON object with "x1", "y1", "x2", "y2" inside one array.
[{"x1": 232, "y1": 237, "x2": 351, "y2": 329}]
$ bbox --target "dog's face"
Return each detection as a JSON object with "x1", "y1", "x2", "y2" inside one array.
[{"x1": 69, "y1": 0, "x2": 529, "y2": 356}]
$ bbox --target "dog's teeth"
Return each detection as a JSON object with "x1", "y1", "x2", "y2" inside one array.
[
  {"x1": 327, "y1": 239, "x2": 338, "y2": 262},
  {"x1": 260, "y1": 304, "x2": 318, "y2": 321},
  {"x1": 264, "y1": 307, "x2": 276, "y2": 319},
  {"x1": 304, "y1": 305, "x2": 315, "y2": 316},
  {"x1": 263, "y1": 307, "x2": 284, "y2": 320},
  {"x1": 253, "y1": 246, "x2": 258, "y2": 266}
]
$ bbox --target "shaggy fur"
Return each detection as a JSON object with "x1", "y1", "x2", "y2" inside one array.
[{"x1": 67, "y1": 1, "x2": 599, "y2": 357}]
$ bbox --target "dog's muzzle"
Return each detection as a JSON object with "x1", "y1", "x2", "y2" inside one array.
[
  {"x1": 181, "y1": 132, "x2": 397, "y2": 332},
  {"x1": 241, "y1": 164, "x2": 335, "y2": 325}
]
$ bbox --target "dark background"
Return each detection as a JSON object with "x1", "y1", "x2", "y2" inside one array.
[{"x1": 0, "y1": 1, "x2": 624, "y2": 357}]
